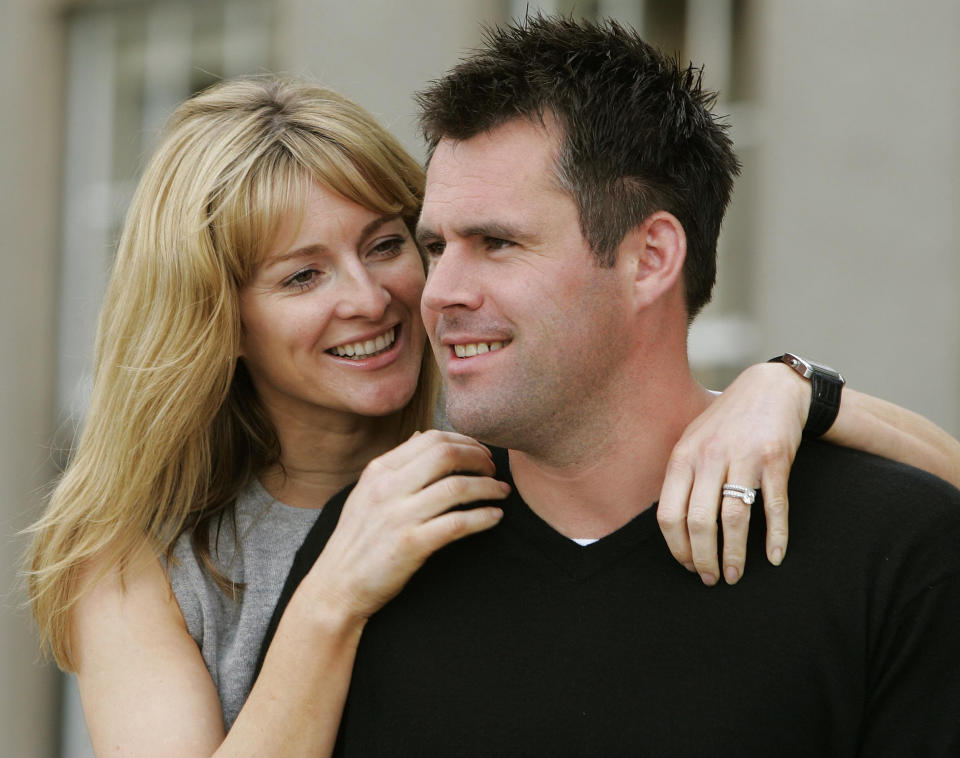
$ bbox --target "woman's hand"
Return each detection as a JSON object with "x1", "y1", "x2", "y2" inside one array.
[
  {"x1": 302, "y1": 430, "x2": 509, "y2": 621},
  {"x1": 657, "y1": 363, "x2": 808, "y2": 586}
]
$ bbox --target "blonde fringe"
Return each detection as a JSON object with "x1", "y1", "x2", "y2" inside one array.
[{"x1": 24, "y1": 76, "x2": 431, "y2": 670}]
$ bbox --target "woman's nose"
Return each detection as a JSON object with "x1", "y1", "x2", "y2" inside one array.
[{"x1": 332, "y1": 265, "x2": 391, "y2": 321}]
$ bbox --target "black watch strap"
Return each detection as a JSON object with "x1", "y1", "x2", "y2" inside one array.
[{"x1": 768, "y1": 353, "x2": 845, "y2": 438}]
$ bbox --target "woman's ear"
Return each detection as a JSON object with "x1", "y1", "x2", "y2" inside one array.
[{"x1": 618, "y1": 210, "x2": 687, "y2": 311}]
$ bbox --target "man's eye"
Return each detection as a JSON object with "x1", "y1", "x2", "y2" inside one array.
[
  {"x1": 485, "y1": 237, "x2": 512, "y2": 250},
  {"x1": 423, "y1": 241, "x2": 446, "y2": 258}
]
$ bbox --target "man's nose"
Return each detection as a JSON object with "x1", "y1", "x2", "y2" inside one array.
[{"x1": 421, "y1": 243, "x2": 483, "y2": 314}]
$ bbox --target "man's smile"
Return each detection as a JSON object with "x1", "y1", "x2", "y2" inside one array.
[{"x1": 453, "y1": 340, "x2": 507, "y2": 358}]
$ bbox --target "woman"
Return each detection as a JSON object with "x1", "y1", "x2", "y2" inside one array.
[{"x1": 26, "y1": 76, "x2": 960, "y2": 757}]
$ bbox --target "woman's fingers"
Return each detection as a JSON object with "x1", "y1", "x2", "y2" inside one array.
[
  {"x1": 363, "y1": 430, "x2": 496, "y2": 496},
  {"x1": 656, "y1": 455, "x2": 696, "y2": 573},
  {"x1": 373, "y1": 429, "x2": 490, "y2": 471},
  {"x1": 412, "y1": 475, "x2": 511, "y2": 519},
  {"x1": 402, "y1": 476, "x2": 510, "y2": 558},
  {"x1": 320, "y1": 474, "x2": 509, "y2": 618},
  {"x1": 721, "y1": 445, "x2": 792, "y2": 583},
  {"x1": 364, "y1": 475, "x2": 508, "y2": 580},
  {"x1": 660, "y1": 449, "x2": 788, "y2": 587},
  {"x1": 415, "y1": 505, "x2": 505, "y2": 555},
  {"x1": 320, "y1": 434, "x2": 511, "y2": 619},
  {"x1": 685, "y1": 453, "x2": 727, "y2": 586},
  {"x1": 759, "y1": 458, "x2": 790, "y2": 567},
  {"x1": 718, "y1": 464, "x2": 761, "y2": 586},
  {"x1": 655, "y1": 364, "x2": 807, "y2": 586}
]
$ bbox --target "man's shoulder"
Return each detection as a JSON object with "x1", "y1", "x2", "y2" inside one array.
[
  {"x1": 788, "y1": 440, "x2": 960, "y2": 573},
  {"x1": 791, "y1": 439, "x2": 960, "y2": 506}
]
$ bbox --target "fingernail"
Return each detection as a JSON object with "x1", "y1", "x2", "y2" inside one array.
[
  {"x1": 724, "y1": 566, "x2": 739, "y2": 584},
  {"x1": 701, "y1": 573, "x2": 717, "y2": 587},
  {"x1": 771, "y1": 547, "x2": 783, "y2": 566},
  {"x1": 683, "y1": 562, "x2": 696, "y2": 573}
]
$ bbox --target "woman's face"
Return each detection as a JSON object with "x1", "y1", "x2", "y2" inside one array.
[{"x1": 239, "y1": 181, "x2": 426, "y2": 430}]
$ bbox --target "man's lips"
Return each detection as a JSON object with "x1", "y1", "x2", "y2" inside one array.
[
  {"x1": 434, "y1": 318, "x2": 512, "y2": 361},
  {"x1": 451, "y1": 340, "x2": 508, "y2": 358}
]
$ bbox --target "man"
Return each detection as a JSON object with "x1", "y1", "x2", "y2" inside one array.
[{"x1": 264, "y1": 16, "x2": 960, "y2": 755}]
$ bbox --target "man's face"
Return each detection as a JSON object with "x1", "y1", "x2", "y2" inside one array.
[{"x1": 418, "y1": 118, "x2": 632, "y2": 455}]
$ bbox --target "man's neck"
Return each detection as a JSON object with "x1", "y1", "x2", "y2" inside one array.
[{"x1": 507, "y1": 372, "x2": 713, "y2": 539}]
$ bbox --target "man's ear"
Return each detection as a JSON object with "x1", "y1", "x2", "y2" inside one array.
[{"x1": 618, "y1": 210, "x2": 686, "y2": 311}]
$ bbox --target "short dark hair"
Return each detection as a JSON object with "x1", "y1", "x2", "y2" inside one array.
[{"x1": 416, "y1": 15, "x2": 741, "y2": 319}]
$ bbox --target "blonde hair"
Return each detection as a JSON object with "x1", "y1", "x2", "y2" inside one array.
[{"x1": 26, "y1": 76, "x2": 436, "y2": 669}]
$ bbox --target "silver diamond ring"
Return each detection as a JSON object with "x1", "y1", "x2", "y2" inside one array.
[{"x1": 722, "y1": 483, "x2": 757, "y2": 505}]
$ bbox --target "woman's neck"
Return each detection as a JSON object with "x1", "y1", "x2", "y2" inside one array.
[{"x1": 259, "y1": 411, "x2": 404, "y2": 509}]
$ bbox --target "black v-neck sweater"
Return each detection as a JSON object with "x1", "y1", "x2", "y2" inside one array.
[{"x1": 259, "y1": 443, "x2": 960, "y2": 757}]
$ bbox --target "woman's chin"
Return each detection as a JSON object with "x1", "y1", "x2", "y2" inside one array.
[{"x1": 350, "y1": 387, "x2": 419, "y2": 419}]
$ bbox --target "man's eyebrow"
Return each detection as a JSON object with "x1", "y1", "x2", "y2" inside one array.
[
  {"x1": 415, "y1": 224, "x2": 439, "y2": 247},
  {"x1": 416, "y1": 221, "x2": 530, "y2": 246},
  {"x1": 268, "y1": 213, "x2": 402, "y2": 265},
  {"x1": 462, "y1": 222, "x2": 529, "y2": 241}
]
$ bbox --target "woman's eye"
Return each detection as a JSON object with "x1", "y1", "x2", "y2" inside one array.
[
  {"x1": 283, "y1": 269, "x2": 320, "y2": 290},
  {"x1": 368, "y1": 236, "x2": 405, "y2": 260}
]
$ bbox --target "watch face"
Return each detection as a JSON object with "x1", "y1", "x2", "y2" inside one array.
[
  {"x1": 782, "y1": 353, "x2": 844, "y2": 384},
  {"x1": 783, "y1": 353, "x2": 813, "y2": 378},
  {"x1": 808, "y1": 361, "x2": 844, "y2": 383}
]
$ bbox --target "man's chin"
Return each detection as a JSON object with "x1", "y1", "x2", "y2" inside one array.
[{"x1": 444, "y1": 401, "x2": 506, "y2": 445}]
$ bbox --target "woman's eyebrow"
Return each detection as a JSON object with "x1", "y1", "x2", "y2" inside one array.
[
  {"x1": 267, "y1": 214, "x2": 404, "y2": 266},
  {"x1": 357, "y1": 213, "x2": 403, "y2": 243}
]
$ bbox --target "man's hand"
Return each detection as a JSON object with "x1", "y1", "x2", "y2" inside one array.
[{"x1": 657, "y1": 363, "x2": 809, "y2": 585}]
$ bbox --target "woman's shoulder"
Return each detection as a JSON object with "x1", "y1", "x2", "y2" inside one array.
[
  {"x1": 72, "y1": 540, "x2": 188, "y2": 670},
  {"x1": 71, "y1": 540, "x2": 227, "y2": 752}
]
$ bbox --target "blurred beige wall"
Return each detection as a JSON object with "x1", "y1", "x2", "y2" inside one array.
[
  {"x1": 1, "y1": 1, "x2": 65, "y2": 756},
  {"x1": 274, "y1": 0, "x2": 507, "y2": 160},
  {"x1": 752, "y1": 0, "x2": 960, "y2": 432}
]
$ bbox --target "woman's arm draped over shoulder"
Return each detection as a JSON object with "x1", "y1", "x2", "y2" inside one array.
[
  {"x1": 74, "y1": 432, "x2": 508, "y2": 758},
  {"x1": 826, "y1": 388, "x2": 960, "y2": 488},
  {"x1": 658, "y1": 362, "x2": 960, "y2": 587}
]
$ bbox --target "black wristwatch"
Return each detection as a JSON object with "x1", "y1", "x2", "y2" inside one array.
[{"x1": 768, "y1": 353, "x2": 845, "y2": 437}]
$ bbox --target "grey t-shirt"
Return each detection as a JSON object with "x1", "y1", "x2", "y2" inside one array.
[{"x1": 168, "y1": 479, "x2": 320, "y2": 729}]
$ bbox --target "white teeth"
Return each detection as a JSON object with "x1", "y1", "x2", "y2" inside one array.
[
  {"x1": 330, "y1": 327, "x2": 396, "y2": 359},
  {"x1": 453, "y1": 341, "x2": 505, "y2": 358}
]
